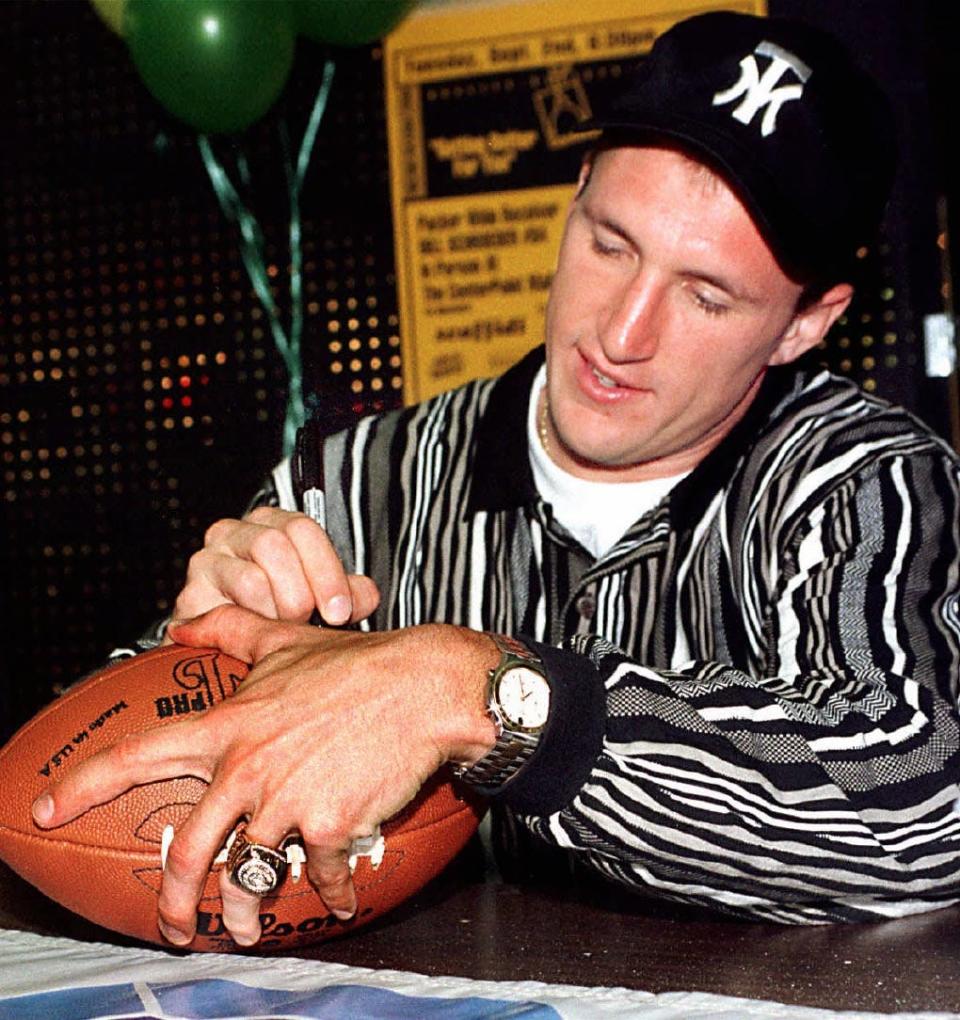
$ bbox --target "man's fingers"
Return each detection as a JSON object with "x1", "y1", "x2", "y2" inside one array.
[
  {"x1": 218, "y1": 866, "x2": 263, "y2": 947},
  {"x1": 346, "y1": 574, "x2": 381, "y2": 623},
  {"x1": 173, "y1": 557, "x2": 270, "y2": 629},
  {"x1": 243, "y1": 509, "x2": 356, "y2": 626},
  {"x1": 275, "y1": 515, "x2": 355, "y2": 625},
  {"x1": 216, "y1": 833, "x2": 361, "y2": 945},
  {"x1": 156, "y1": 785, "x2": 261, "y2": 946},
  {"x1": 182, "y1": 510, "x2": 379, "y2": 627},
  {"x1": 33, "y1": 724, "x2": 213, "y2": 829},
  {"x1": 169, "y1": 605, "x2": 313, "y2": 664},
  {"x1": 180, "y1": 553, "x2": 280, "y2": 621},
  {"x1": 214, "y1": 816, "x2": 293, "y2": 947},
  {"x1": 204, "y1": 517, "x2": 316, "y2": 621},
  {"x1": 304, "y1": 843, "x2": 357, "y2": 920}
]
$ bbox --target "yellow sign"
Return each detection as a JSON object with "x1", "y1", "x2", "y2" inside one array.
[{"x1": 385, "y1": 0, "x2": 765, "y2": 403}]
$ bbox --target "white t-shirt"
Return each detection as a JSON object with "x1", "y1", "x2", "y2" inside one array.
[{"x1": 527, "y1": 366, "x2": 688, "y2": 558}]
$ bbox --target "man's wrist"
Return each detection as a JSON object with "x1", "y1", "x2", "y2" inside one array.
[{"x1": 422, "y1": 625, "x2": 501, "y2": 768}]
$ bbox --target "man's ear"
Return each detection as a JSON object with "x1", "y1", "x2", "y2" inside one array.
[{"x1": 768, "y1": 283, "x2": 853, "y2": 366}]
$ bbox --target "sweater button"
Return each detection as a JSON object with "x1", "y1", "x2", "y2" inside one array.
[{"x1": 576, "y1": 594, "x2": 596, "y2": 619}]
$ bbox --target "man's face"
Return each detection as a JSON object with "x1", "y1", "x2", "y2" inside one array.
[{"x1": 543, "y1": 145, "x2": 836, "y2": 481}]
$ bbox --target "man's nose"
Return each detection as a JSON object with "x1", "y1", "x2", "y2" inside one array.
[{"x1": 598, "y1": 270, "x2": 662, "y2": 363}]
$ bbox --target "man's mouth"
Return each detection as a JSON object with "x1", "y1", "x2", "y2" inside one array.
[
  {"x1": 592, "y1": 365, "x2": 620, "y2": 389},
  {"x1": 573, "y1": 348, "x2": 650, "y2": 403}
]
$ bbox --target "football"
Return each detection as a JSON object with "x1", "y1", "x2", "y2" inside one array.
[{"x1": 0, "y1": 644, "x2": 484, "y2": 952}]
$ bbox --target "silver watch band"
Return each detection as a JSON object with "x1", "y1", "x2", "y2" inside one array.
[
  {"x1": 454, "y1": 634, "x2": 548, "y2": 789},
  {"x1": 454, "y1": 729, "x2": 541, "y2": 786}
]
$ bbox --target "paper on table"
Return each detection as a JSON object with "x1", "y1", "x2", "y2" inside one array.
[{"x1": 0, "y1": 929, "x2": 956, "y2": 1020}]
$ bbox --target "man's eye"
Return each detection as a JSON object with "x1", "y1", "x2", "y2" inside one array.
[
  {"x1": 591, "y1": 235, "x2": 623, "y2": 258},
  {"x1": 692, "y1": 291, "x2": 729, "y2": 317}
]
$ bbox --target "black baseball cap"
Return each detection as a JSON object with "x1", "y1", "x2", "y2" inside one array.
[{"x1": 590, "y1": 11, "x2": 897, "y2": 282}]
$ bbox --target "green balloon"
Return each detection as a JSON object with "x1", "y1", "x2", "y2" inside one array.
[
  {"x1": 126, "y1": 0, "x2": 297, "y2": 134},
  {"x1": 294, "y1": 0, "x2": 415, "y2": 46}
]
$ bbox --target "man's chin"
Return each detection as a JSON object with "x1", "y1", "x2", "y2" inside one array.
[{"x1": 555, "y1": 435, "x2": 657, "y2": 479}]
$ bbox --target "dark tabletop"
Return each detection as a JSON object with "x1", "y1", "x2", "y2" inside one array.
[{"x1": 2, "y1": 848, "x2": 959, "y2": 1015}]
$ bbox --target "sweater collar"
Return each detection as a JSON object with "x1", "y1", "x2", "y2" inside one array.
[
  {"x1": 466, "y1": 344, "x2": 803, "y2": 525},
  {"x1": 666, "y1": 364, "x2": 801, "y2": 526},
  {"x1": 466, "y1": 346, "x2": 544, "y2": 515}
]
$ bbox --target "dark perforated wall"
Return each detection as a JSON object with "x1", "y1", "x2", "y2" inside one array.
[{"x1": 1, "y1": 2, "x2": 402, "y2": 737}]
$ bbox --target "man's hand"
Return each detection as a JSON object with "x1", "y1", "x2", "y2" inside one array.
[
  {"x1": 171, "y1": 507, "x2": 380, "y2": 630},
  {"x1": 31, "y1": 607, "x2": 498, "y2": 948}
]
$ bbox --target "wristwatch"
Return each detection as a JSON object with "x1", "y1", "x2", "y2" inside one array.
[{"x1": 455, "y1": 634, "x2": 551, "y2": 789}]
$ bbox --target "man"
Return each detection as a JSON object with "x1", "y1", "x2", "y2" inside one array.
[{"x1": 33, "y1": 12, "x2": 960, "y2": 946}]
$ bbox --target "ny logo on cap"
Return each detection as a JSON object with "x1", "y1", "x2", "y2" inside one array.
[{"x1": 712, "y1": 41, "x2": 811, "y2": 137}]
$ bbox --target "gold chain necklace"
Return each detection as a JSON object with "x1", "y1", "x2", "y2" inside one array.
[{"x1": 538, "y1": 389, "x2": 551, "y2": 456}]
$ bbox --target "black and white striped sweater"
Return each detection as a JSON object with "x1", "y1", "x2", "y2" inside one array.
[{"x1": 262, "y1": 346, "x2": 960, "y2": 924}]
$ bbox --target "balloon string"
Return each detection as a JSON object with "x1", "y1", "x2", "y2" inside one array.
[
  {"x1": 288, "y1": 59, "x2": 336, "y2": 398},
  {"x1": 197, "y1": 59, "x2": 336, "y2": 457}
]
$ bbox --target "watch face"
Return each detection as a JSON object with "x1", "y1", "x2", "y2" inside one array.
[{"x1": 496, "y1": 666, "x2": 550, "y2": 730}]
